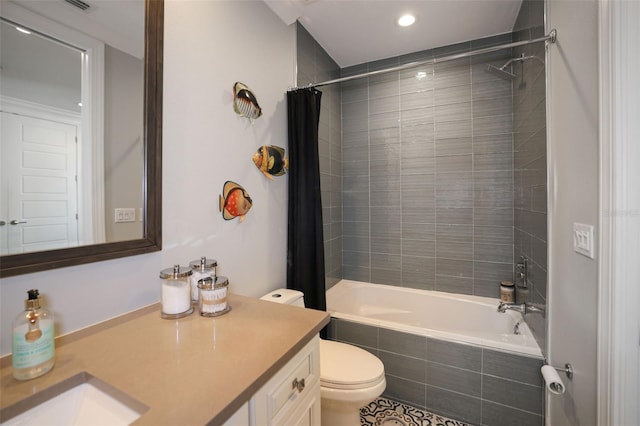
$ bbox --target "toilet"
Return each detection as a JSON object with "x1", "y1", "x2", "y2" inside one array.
[{"x1": 260, "y1": 289, "x2": 386, "y2": 426}]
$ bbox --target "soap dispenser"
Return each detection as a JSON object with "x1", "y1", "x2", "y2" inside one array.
[{"x1": 12, "y1": 289, "x2": 55, "y2": 380}]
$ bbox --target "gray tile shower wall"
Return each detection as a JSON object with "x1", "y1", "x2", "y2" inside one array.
[
  {"x1": 297, "y1": 15, "x2": 547, "y2": 337},
  {"x1": 329, "y1": 318, "x2": 545, "y2": 426},
  {"x1": 341, "y1": 34, "x2": 516, "y2": 298},
  {"x1": 296, "y1": 24, "x2": 343, "y2": 289},
  {"x1": 512, "y1": 0, "x2": 548, "y2": 356}
]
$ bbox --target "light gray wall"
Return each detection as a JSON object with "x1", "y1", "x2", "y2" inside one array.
[
  {"x1": 340, "y1": 35, "x2": 515, "y2": 297},
  {"x1": 546, "y1": 0, "x2": 599, "y2": 424},
  {"x1": 0, "y1": 0, "x2": 296, "y2": 356},
  {"x1": 104, "y1": 45, "x2": 144, "y2": 242}
]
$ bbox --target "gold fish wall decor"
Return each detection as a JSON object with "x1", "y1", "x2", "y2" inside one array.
[
  {"x1": 233, "y1": 82, "x2": 262, "y2": 121},
  {"x1": 219, "y1": 181, "x2": 253, "y2": 222},
  {"x1": 252, "y1": 145, "x2": 288, "y2": 180}
]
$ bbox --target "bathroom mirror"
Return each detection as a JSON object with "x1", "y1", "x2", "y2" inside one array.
[{"x1": 0, "y1": 0, "x2": 162, "y2": 277}]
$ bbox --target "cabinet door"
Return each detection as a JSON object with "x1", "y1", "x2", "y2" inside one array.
[
  {"x1": 276, "y1": 386, "x2": 320, "y2": 426},
  {"x1": 252, "y1": 336, "x2": 320, "y2": 425}
]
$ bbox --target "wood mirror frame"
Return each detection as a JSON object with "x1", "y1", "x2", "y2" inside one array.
[{"x1": 0, "y1": 0, "x2": 163, "y2": 278}]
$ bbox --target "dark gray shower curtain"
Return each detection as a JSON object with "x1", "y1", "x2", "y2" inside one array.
[{"x1": 286, "y1": 88, "x2": 326, "y2": 312}]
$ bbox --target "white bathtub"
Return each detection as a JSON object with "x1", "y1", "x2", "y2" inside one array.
[{"x1": 326, "y1": 280, "x2": 542, "y2": 357}]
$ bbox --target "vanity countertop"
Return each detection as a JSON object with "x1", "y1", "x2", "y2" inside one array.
[{"x1": 0, "y1": 293, "x2": 330, "y2": 425}]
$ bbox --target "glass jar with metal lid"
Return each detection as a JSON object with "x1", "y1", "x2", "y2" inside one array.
[
  {"x1": 197, "y1": 276, "x2": 230, "y2": 317},
  {"x1": 188, "y1": 257, "x2": 217, "y2": 304},
  {"x1": 159, "y1": 265, "x2": 193, "y2": 319},
  {"x1": 500, "y1": 280, "x2": 515, "y2": 303}
]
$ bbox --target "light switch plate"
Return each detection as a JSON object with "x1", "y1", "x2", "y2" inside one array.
[
  {"x1": 573, "y1": 222, "x2": 595, "y2": 259},
  {"x1": 114, "y1": 208, "x2": 136, "y2": 223}
]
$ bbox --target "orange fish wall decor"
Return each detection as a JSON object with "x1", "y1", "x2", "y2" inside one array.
[{"x1": 219, "y1": 181, "x2": 253, "y2": 222}]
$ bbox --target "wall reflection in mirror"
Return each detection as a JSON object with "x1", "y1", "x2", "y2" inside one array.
[{"x1": 0, "y1": 0, "x2": 145, "y2": 256}]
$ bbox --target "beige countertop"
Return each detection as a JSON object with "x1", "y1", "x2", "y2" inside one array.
[{"x1": 0, "y1": 293, "x2": 330, "y2": 425}]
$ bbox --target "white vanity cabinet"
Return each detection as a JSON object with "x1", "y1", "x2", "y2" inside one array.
[{"x1": 224, "y1": 336, "x2": 321, "y2": 426}]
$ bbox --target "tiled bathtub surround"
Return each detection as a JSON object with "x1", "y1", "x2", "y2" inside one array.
[
  {"x1": 296, "y1": 24, "x2": 547, "y2": 304},
  {"x1": 341, "y1": 34, "x2": 516, "y2": 298},
  {"x1": 512, "y1": 0, "x2": 548, "y2": 356},
  {"x1": 329, "y1": 318, "x2": 544, "y2": 426}
]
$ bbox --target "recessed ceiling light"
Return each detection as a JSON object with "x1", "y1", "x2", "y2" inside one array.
[
  {"x1": 16, "y1": 26, "x2": 31, "y2": 35},
  {"x1": 397, "y1": 14, "x2": 416, "y2": 27},
  {"x1": 77, "y1": 102, "x2": 83, "y2": 107}
]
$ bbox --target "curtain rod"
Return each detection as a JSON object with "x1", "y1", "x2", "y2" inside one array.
[{"x1": 289, "y1": 29, "x2": 557, "y2": 91}]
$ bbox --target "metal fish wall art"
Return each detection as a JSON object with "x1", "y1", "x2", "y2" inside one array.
[
  {"x1": 219, "y1": 180, "x2": 253, "y2": 222},
  {"x1": 252, "y1": 145, "x2": 288, "y2": 180},
  {"x1": 233, "y1": 82, "x2": 262, "y2": 121}
]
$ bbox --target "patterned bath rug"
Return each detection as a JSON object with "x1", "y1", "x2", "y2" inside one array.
[{"x1": 360, "y1": 397, "x2": 472, "y2": 426}]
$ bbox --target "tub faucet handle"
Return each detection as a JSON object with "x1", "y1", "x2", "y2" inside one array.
[{"x1": 516, "y1": 256, "x2": 529, "y2": 288}]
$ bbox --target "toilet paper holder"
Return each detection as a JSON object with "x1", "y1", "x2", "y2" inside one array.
[{"x1": 551, "y1": 363, "x2": 573, "y2": 379}]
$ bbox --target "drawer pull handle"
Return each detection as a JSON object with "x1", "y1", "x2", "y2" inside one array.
[{"x1": 292, "y1": 377, "x2": 305, "y2": 393}]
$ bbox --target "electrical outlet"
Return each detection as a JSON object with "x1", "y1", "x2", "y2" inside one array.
[
  {"x1": 114, "y1": 208, "x2": 136, "y2": 223},
  {"x1": 573, "y1": 222, "x2": 595, "y2": 259}
]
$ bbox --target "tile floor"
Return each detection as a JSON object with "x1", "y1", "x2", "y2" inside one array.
[{"x1": 361, "y1": 397, "x2": 473, "y2": 426}]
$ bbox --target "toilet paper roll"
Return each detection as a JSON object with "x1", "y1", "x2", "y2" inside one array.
[{"x1": 541, "y1": 365, "x2": 565, "y2": 394}]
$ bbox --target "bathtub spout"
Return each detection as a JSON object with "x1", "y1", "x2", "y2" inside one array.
[
  {"x1": 497, "y1": 302, "x2": 546, "y2": 318},
  {"x1": 498, "y1": 302, "x2": 525, "y2": 314},
  {"x1": 525, "y1": 303, "x2": 546, "y2": 316}
]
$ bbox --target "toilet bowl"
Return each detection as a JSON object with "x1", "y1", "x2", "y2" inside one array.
[
  {"x1": 319, "y1": 339, "x2": 386, "y2": 425},
  {"x1": 260, "y1": 289, "x2": 386, "y2": 426}
]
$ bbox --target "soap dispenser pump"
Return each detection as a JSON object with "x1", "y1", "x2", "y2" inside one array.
[{"x1": 12, "y1": 289, "x2": 55, "y2": 380}]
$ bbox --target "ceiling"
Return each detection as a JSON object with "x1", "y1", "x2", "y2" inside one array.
[
  {"x1": 6, "y1": 0, "x2": 144, "y2": 59},
  {"x1": 264, "y1": 0, "x2": 523, "y2": 68}
]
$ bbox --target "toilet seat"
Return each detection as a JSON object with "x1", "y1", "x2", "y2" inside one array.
[{"x1": 319, "y1": 340, "x2": 385, "y2": 390}]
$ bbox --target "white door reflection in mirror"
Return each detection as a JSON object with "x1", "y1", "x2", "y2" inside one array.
[{"x1": 1, "y1": 112, "x2": 79, "y2": 255}]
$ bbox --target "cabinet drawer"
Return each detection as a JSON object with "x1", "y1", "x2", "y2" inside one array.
[
  {"x1": 267, "y1": 353, "x2": 314, "y2": 417},
  {"x1": 250, "y1": 336, "x2": 320, "y2": 424}
]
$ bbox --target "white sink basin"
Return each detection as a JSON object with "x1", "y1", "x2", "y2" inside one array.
[{"x1": 0, "y1": 373, "x2": 147, "y2": 426}]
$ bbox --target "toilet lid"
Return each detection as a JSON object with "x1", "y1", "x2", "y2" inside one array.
[{"x1": 319, "y1": 340, "x2": 385, "y2": 388}]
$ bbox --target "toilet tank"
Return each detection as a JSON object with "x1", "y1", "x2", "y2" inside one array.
[{"x1": 260, "y1": 289, "x2": 305, "y2": 308}]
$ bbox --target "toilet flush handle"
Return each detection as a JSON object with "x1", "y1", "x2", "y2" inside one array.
[{"x1": 292, "y1": 377, "x2": 305, "y2": 393}]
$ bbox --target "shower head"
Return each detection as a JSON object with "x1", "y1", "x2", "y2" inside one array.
[
  {"x1": 485, "y1": 64, "x2": 517, "y2": 80},
  {"x1": 485, "y1": 53, "x2": 544, "y2": 81}
]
